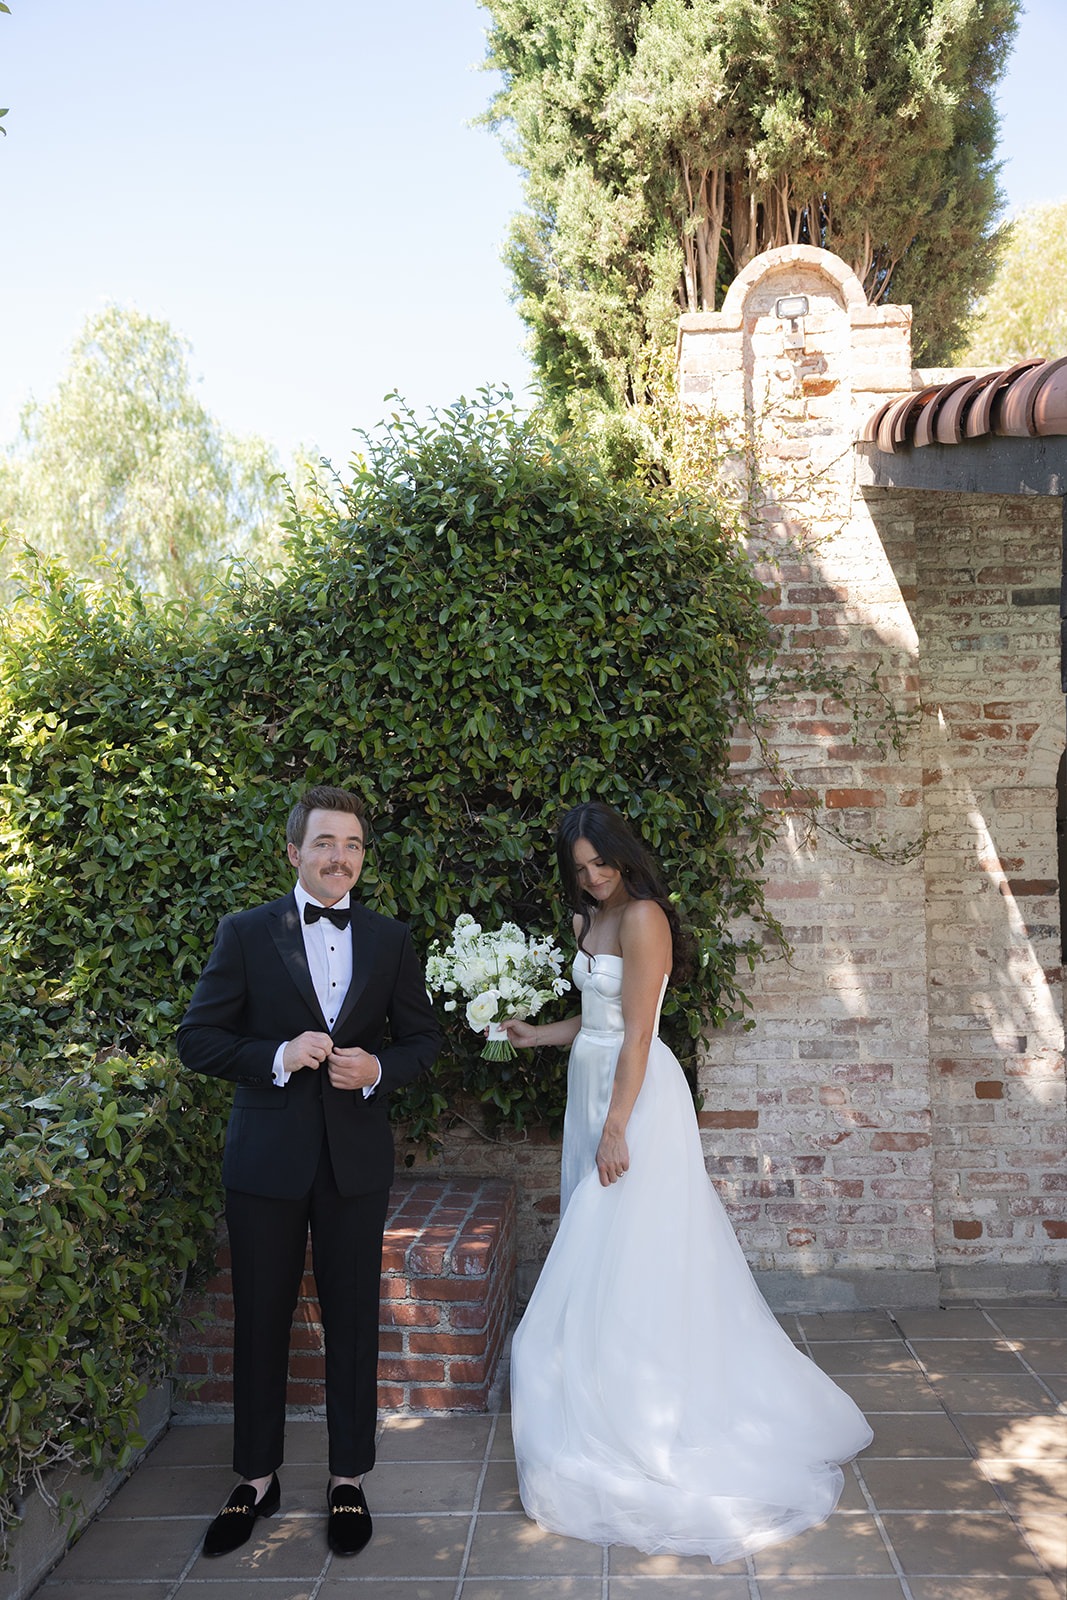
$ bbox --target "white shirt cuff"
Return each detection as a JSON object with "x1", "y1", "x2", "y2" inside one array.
[
  {"x1": 363, "y1": 1057, "x2": 382, "y2": 1099},
  {"x1": 272, "y1": 1043, "x2": 290, "y2": 1086}
]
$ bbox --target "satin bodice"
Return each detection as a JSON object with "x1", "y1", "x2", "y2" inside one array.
[{"x1": 572, "y1": 951, "x2": 666, "y2": 1036}]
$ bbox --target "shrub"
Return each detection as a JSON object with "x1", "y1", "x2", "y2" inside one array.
[
  {"x1": 0, "y1": 1044, "x2": 227, "y2": 1556},
  {"x1": 0, "y1": 396, "x2": 775, "y2": 1142}
]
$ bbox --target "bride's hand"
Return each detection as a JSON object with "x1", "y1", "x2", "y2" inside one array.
[
  {"x1": 501, "y1": 1018, "x2": 538, "y2": 1049},
  {"x1": 596, "y1": 1126, "x2": 630, "y2": 1186}
]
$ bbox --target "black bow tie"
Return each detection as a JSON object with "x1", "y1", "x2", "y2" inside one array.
[{"x1": 303, "y1": 903, "x2": 351, "y2": 929}]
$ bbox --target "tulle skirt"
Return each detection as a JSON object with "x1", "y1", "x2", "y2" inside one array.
[{"x1": 511, "y1": 1028, "x2": 873, "y2": 1561}]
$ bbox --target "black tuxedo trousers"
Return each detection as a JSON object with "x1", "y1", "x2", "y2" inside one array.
[{"x1": 178, "y1": 893, "x2": 442, "y2": 1476}]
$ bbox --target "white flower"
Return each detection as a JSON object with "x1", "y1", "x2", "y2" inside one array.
[
  {"x1": 466, "y1": 990, "x2": 500, "y2": 1030},
  {"x1": 426, "y1": 912, "x2": 571, "y2": 1040}
]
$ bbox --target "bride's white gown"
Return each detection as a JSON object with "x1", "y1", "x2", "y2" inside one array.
[{"x1": 511, "y1": 952, "x2": 873, "y2": 1561}]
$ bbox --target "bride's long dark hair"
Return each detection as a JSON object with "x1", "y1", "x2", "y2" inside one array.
[{"x1": 555, "y1": 801, "x2": 693, "y2": 979}]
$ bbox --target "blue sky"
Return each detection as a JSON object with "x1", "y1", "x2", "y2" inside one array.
[{"x1": 1, "y1": 0, "x2": 1064, "y2": 471}]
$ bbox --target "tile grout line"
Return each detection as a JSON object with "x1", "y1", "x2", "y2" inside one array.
[
  {"x1": 451, "y1": 1412, "x2": 498, "y2": 1600},
  {"x1": 849, "y1": 1457, "x2": 918, "y2": 1600},
  {"x1": 160, "y1": 1525, "x2": 209, "y2": 1600},
  {"x1": 303, "y1": 1541, "x2": 333, "y2": 1600},
  {"x1": 876, "y1": 1324, "x2": 1067, "y2": 1600},
  {"x1": 979, "y1": 1305, "x2": 1067, "y2": 1409}
]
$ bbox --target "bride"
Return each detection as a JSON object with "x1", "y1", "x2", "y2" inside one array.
[{"x1": 504, "y1": 801, "x2": 873, "y2": 1562}]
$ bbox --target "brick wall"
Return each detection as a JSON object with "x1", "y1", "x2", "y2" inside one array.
[
  {"x1": 701, "y1": 497, "x2": 933, "y2": 1292},
  {"x1": 906, "y1": 491, "x2": 1066, "y2": 1282},
  {"x1": 176, "y1": 1178, "x2": 516, "y2": 1414},
  {"x1": 676, "y1": 245, "x2": 1066, "y2": 1302}
]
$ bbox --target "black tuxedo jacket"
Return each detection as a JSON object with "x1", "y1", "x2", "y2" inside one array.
[{"x1": 177, "y1": 893, "x2": 442, "y2": 1199}]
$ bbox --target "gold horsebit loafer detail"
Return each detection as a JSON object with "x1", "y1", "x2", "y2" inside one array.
[
  {"x1": 327, "y1": 1482, "x2": 373, "y2": 1556},
  {"x1": 203, "y1": 1472, "x2": 280, "y2": 1556}
]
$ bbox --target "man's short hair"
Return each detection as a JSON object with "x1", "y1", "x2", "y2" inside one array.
[{"x1": 286, "y1": 785, "x2": 369, "y2": 848}]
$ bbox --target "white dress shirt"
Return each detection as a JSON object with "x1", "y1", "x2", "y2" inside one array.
[{"x1": 271, "y1": 884, "x2": 380, "y2": 1095}]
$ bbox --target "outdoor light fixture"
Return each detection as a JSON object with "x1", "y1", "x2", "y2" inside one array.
[{"x1": 775, "y1": 293, "x2": 809, "y2": 350}]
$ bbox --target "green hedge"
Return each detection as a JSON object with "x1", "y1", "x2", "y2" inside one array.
[
  {"x1": 0, "y1": 397, "x2": 775, "y2": 1133},
  {"x1": 0, "y1": 396, "x2": 775, "y2": 1540},
  {"x1": 0, "y1": 1044, "x2": 227, "y2": 1555}
]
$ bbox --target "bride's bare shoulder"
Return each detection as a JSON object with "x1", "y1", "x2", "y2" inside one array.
[{"x1": 619, "y1": 897, "x2": 670, "y2": 938}]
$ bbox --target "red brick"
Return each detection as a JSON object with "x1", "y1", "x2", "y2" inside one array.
[
  {"x1": 1041, "y1": 1220, "x2": 1067, "y2": 1239},
  {"x1": 406, "y1": 1244, "x2": 449, "y2": 1274},
  {"x1": 698, "y1": 1110, "x2": 759, "y2": 1129},
  {"x1": 410, "y1": 1276, "x2": 486, "y2": 1302},
  {"x1": 452, "y1": 1240, "x2": 494, "y2": 1276},
  {"x1": 970, "y1": 1171, "x2": 1030, "y2": 1192},
  {"x1": 445, "y1": 1356, "x2": 491, "y2": 1385},
  {"x1": 444, "y1": 1302, "x2": 490, "y2": 1332},
  {"x1": 408, "y1": 1332, "x2": 486, "y2": 1357},
  {"x1": 767, "y1": 608, "x2": 813, "y2": 625},
  {"x1": 975, "y1": 1081, "x2": 1004, "y2": 1100},
  {"x1": 406, "y1": 1387, "x2": 485, "y2": 1411},
  {"x1": 375, "y1": 1384, "x2": 407, "y2": 1409},
  {"x1": 378, "y1": 1357, "x2": 446, "y2": 1383},
  {"x1": 825, "y1": 789, "x2": 886, "y2": 809},
  {"x1": 378, "y1": 1277, "x2": 410, "y2": 1300},
  {"x1": 953, "y1": 1221, "x2": 983, "y2": 1240},
  {"x1": 380, "y1": 1300, "x2": 442, "y2": 1329},
  {"x1": 871, "y1": 1132, "x2": 931, "y2": 1151}
]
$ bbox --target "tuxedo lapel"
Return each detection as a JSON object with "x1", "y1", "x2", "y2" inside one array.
[
  {"x1": 267, "y1": 893, "x2": 328, "y2": 1026},
  {"x1": 331, "y1": 906, "x2": 376, "y2": 1036}
]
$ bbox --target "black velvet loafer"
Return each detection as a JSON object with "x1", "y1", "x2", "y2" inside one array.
[
  {"x1": 326, "y1": 1481, "x2": 373, "y2": 1556},
  {"x1": 202, "y1": 1472, "x2": 280, "y2": 1556}
]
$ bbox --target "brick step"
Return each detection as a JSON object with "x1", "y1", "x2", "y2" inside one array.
[{"x1": 175, "y1": 1177, "x2": 516, "y2": 1413}]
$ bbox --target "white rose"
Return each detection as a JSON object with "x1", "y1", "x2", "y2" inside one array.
[{"x1": 466, "y1": 990, "x2": 500, "y2": 1030}]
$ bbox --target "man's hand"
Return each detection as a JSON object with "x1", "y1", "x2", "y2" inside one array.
[
  {"x1": 283, "y1": 1031, "x2": 334, "y2": 1073},
  {"x1": 327, "y1": 1046, "x2": 380, "y2": 1092}
]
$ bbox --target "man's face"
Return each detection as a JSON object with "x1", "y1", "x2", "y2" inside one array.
[{"x1": 287, "y1": 808, "x2": 366, "y2": 905}]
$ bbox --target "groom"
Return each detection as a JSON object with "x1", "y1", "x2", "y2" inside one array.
[{"x1": 178, "y1": 785, "x2": 442, "y2": 1558}]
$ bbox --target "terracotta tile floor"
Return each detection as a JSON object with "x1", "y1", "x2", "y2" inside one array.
[{"x1": 32, "y1": 1302, "x2": 1066, "y2": 1600}]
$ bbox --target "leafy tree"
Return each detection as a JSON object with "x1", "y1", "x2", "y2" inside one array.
[
  {"x1": 480, "y1": 0, "x2": 1018, "y2": 433},
  {"x1": 0, "y1": 307, "x2": 287, "y2": 598},
  {"x1": 961, "y1": 200, "x2": 1067, "y2": 365}
]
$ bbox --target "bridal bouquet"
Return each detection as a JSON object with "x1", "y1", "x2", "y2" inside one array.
[{"x1": 426, "y1": 913, "x2": 570, "y2": 1061}]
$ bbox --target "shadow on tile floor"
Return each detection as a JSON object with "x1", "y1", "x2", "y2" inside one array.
[{"x1": 30, "y1": 1301, "x2": 1066, "y2": 1600}]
